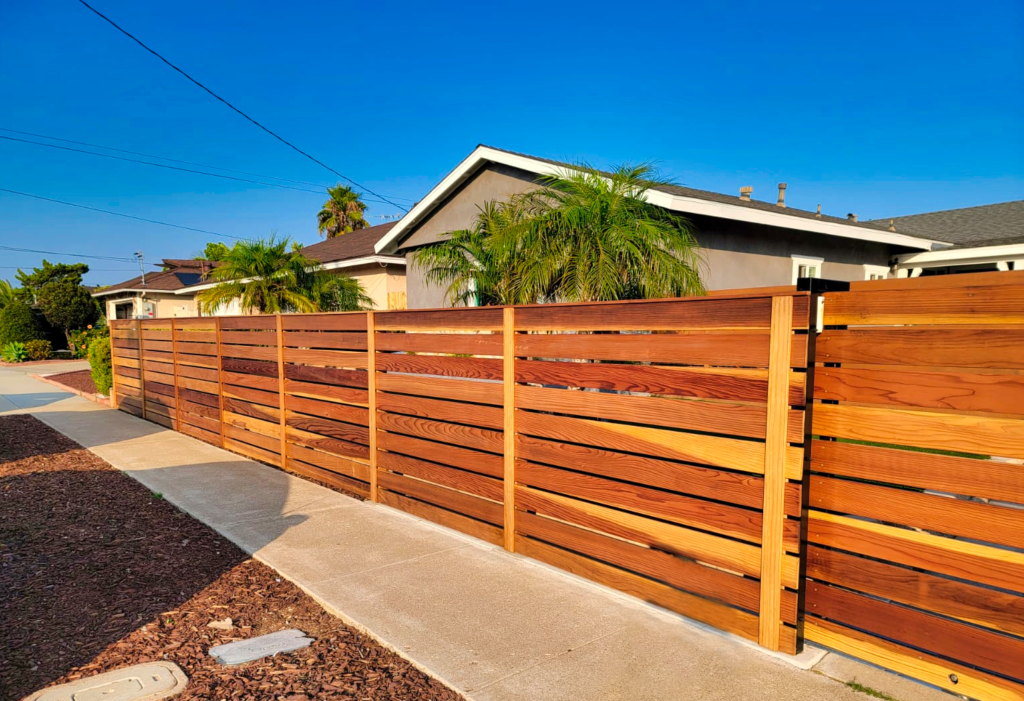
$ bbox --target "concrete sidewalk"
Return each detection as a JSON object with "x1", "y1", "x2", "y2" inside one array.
[{"x1": 0, "y1": 367, "x2": 948, "y2": 701}]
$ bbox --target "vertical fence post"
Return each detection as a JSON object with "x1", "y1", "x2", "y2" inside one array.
[
  {"x1": 215, "y1": 316, "x2": 226, "y2": 449},
  {"x1": 108, "y1": 324, "x2": 119, "y2": 410},
  {"x1": 502, "y1": 306, "x2": 516, "y2": 552},
  {"x1": 759, "y1": 295, "x2": 794, "y2": 650},
  {"x1": 276, "y1": 313, "x2": 288, "y2": 469},
  {"x1": 137, "y1": 318, "x2": 147, "y2": 420},
  {"x1": 171, "y1": 318, "x2": 181, "y2": 431},
  {"x1": 367, "y1": 311, "x2": 379, "y2": 502}
]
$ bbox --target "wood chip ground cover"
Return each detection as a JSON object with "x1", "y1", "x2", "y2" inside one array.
[
  {"x1": 42, "y1": 370, "x2": 97, "y2": 396},
  {"x1": 0, "y1": 414, "x2": 463, "y2": 701}
]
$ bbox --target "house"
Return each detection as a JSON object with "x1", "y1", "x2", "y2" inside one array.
[
  {"x1": 867, "y1": 200, "x2": 1024, "y2": 276},
  {"x1": 93, "y1": 222, "x2": 408, "y2": 318},
  {"x1": 92, "y1": 258, "x2": 219, "y2": 320},
  {"x1": 371, "y1": 145, "x2": 966, "y2": 307}
]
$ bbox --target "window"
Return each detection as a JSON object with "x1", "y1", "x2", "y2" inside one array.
[
  {"x1": 864, "y1": 265, "x2": 889, "y2": 281},
  {"x1": 791, "y1": 255, "x2": 824, "y2": 284}
]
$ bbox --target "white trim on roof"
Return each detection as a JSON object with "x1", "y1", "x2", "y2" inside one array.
[
  {"x1": 320, "y1": 255, "x2": 405, "y2": 271},
  {"x1": 91, "y1": 288, "x2": 175, "y2": 298},
  {"x1": 894, "y1": 242, "x2": 1024, "y2": 269},
  {"x1": 374, "y1": 146, "x2": 949, "y2": 254}
]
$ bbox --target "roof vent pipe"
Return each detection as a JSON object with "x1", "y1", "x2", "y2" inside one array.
[
  {"x1": 888, "y1": 219, "x2": 896, "y2": 232},
  {"x1": 739, "y1": 186, "x2": 753, "y2": 201},
  {"x1": 847, "y1": 213, "x2": 858, "y2": 222},
  {"x1": 776, "y1": 183, "x2": 787, "y2": 208},
  {"x1": 815, "y1": 204, "x2": 821, "y2": 218}
]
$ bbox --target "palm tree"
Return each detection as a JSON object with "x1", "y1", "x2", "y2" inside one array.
[
  {"x1": 196, "y1": 236, "x2": 371, "y2": 315},
  {"x1": 317, "y1": 184, "x2": 369, "y2": 238},
  {"x1": 0, "y1": 280, "x2": 16, "y2": 310},
  {"x1": 414, "y1": 162, "x2": 704, "y2": 305}
]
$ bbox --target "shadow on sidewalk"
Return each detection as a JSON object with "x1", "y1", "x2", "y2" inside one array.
[{"x1": 0, "y1": 414, "x2": 304, "y2": 701}]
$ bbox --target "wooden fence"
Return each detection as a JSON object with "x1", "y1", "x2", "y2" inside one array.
[
  {"x1": 805, "y1": 271, "x2": 1024, "y2": 701},
  {"x1": 109, "y1": 272, "x2": 1024, "y2": 699}
]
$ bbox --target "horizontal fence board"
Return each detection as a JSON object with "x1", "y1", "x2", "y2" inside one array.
[
  {"x1": 284, "y1": 456, "x2": 369, "y2": 498},
  {"x1": 805, "y1": 618, "x2": 1024, "y2": 701},
  {"x1": 377, "y1": 412, "x2": 503, "y2": 454},
  {"x1": 180, "y1": 411, "x2": 221, "y2": 435},
  {"x1": 180, "y1": 400, "x2": 219, "y2": 420},
  {"x1": 378, "y1": 451, "x2": 503, "y2": 501},
  {"x1": 375, "y1": 332, "x2": 503, "y2": 356},
  {"x1": 806, "y1": 581, "x2": 1024, "y2": 679},
  {"x1": 809, "y1": 439, "x2": 1024, "y2": 504},
  {"x1": 516, "y1": 435, "x2": 801, "y2": 516},
  {"x1": 376, "y1": 392, "x2": 504, "y2": 431},
  {"x1": 823, "y1": 285, "x2": 1024, "y2": 325},
  {"x1": 284, "y1": 363, "x2": 368, "y2": 389},
  {"x1": 813, "y1": 402, "x2": 1024, "y2": 459},
  {"x1": 807, "y1": 510, "x2": 1024, "y2": 594},
  {"x1": 222, "y1": 371, "x2": 278, "y2": 393},
  {"x1": 378, "y1": 471, "x2": 503, "y2": 524},
  {"x1": 176, "y1": 352, "x2": 218, "y2": 368},
  {"x1": 223, "y1": 396, "x2": 280, "y2": 424},
  {"x1": 219, "y1": 343, "x2": 278, "y2": 361},
  {"x1": 287, "y1": 442, "x2": 371, "y2": 483},
  {"x1": 282, "y1": 331, "x2": 367, "y2": 350},
  {"x1": 815, "y1": 365, "x2": 1024, "y2": 415},
  {"x1": 815, "y1": 327, "x2": 1024, "y2": 369},
  {"x1": 176, "y1": 376, "x2": 219, "y2": 394},
  {"x1": 378, "y1": 431, "x2": 504, "y2": 478},
  {"x1": 806, "y1": 545, "x2": 1024, "y2": 638},
  {"x1": 376, "y1": 353, "x2": 503, "y2": 381},
  {"x1": 285, "y1": 394, "x2": 368, "y2": 426},
  {"x1": 219, "y1": 315, "x2": 277, "y2": 330},
  {"x1": 284, "y1": 348, "x2": 367, "y2": 369},
  {"x1": 175, "y1": 364, "x2": 218, "y2": 382},
  {"x1": 223, "y1": 435, "x2": 281, "y2": 464},
  {"x1": 516, "y1": 331, "x2": 808, "y2": 368},
  {"x1": 223, "y1": 384, "x2": 280, "y2": 408},
  {"x1": 284, "y1": 379, "x2": 368, "y2": 406},
  {"x1": 375, "y1": 307, "x2": 504, "y2": 332},
  {"x1": 221, "y1": 357, "x2": 278, "y2": 378},
  {"x1": 287, "y1": 426, "x2": 370, "y2": 461},
  {"x1": 281, "y1": 313, "x2": 367, "y2": 331},
  {"x1": 174, "y1": 341, "x2": 217, "y2": 356},
  {"x1": 286, "y1": 411, "x2": 369, "y2": 445},
  {"x1": 809, "y1": 474, "x2": 1024, "y2": 548},
  {"x1": 179, "y1": 421, "x2": 219, "y2": 445},
  {"x1": 178, "y1": 388, "x2": 219, "y2": 407},
  {"x1": 516, "y1": 485, "x2": 764, "y2": 581},
  {"x1": 223, "y1": 411, "x2": 280, "y2": 441},
  {"x1": 218, "y1": 330, "x2": 277, "y2": 345},
  {"x1": 378, "y1": 489, "x2": 503, "y2": 546},
  {"x1": 375, "y1": 373, "x2": 502, "y2": 405},
  {"x1": 516, "y1": 384, "x2": 801, "y2": 442}
]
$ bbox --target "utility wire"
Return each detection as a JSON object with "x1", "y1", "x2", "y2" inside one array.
[
  {"x1": 0, "y1": 188, "x2": 245, "y2": 240},
  {"x1": 0, "y1": 134, "x2": 398, "y2": 206},
  {"x1": 0, "y1": 265, "x2": 138, "y2": 271},
  {"x1": 0, "y1": 245, "x2": 134, "y2": 262},
  {"x1": 0, "y1": 127, "x2": 417, "y2": 202},
  {"x1": 77, "y1": 0, "x2": 410, "y2": 212}
]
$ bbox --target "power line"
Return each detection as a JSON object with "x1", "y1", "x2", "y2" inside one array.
[
  {"x1": 0, "y1": 188, "x2": 245, "y2": 240},
  {"x1": 76, "y1": 0, "x2": 410, "y2": 213},
  {"x1": 0, "y1": 127, "x2": 417, "y2": 202},
  {"x1": 0, "y1": 134, "x2": 399, "y2": 206},
  {"x1": 0, "y1": 245, "x2": 135, "y2": 262},
  {"x1": 0, "y1": 265, "x2": 138, "y2": 272}
]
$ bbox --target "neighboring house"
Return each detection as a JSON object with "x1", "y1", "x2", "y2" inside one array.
[
  {"x1": 867, "y1": 200, "x2": 1024, "y2": 276},
  {"x1": 371, "y1": 145, "x2": 966, "y2": 308},
  {"x1": 92, "y1": 259, "x2": 219, "y2": 320},
  {"x1": 92, "y1": 223, "x2": 408, "y2": 319}
]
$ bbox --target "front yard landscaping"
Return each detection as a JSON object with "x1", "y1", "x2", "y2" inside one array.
[
  {"x1": 43, "y1": 369, "x2": 98, "y2": 395},
  {"x1": 0, "y1": 414, "x2": 463, "y2": 701}
]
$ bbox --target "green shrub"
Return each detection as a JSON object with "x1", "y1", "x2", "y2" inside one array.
[
  {"x1": 0, "y1": 301, "x2": 42, "y2": 346},
  {"x1": 88, "y1": 336, "x2": 113, "y2": 395},
  {"x1": 2, "y1": 342, "x2": 28, "y2": 363},
  {"x1": 24, "y1": 339, "x2": 52, "y2": 361},
  {"x1": 69, "y1": 327, "x2": 104, "y2": 359}
]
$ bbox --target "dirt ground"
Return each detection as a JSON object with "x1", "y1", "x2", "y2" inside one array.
[
  {"x1": 0, "y1": 414, "x2": 463, "y2": 701},
  {"x1": 43, "y1": 369, "x2": 98, "y2": 395}
]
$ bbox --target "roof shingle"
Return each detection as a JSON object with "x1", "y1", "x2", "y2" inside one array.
[{"x1": 866, "y1": 200, "x2": 1024, "y2": 248}]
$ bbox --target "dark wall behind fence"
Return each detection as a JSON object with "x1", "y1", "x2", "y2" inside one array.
[{"x1": 110, "y1": 270, "x2": 1024, "y2": 701}]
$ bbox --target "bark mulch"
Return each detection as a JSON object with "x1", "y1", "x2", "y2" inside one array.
[
  {"x1": 43, "y1": 370, "x2": 98, "y2": 396},
  {"x1": 0, "y1": 414, "x2": 463, "y2": 701}
]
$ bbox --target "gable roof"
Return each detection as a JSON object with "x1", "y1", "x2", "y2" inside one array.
[
  {"x1": 299, "y1": 221, "x2": 402, "y2": 264},
  {"x1": 375, "y1": 145, "x2": 948, "y2": 254},
  {"x1": 867, "y1": 200, "x2": 1024, "y2": 249}
]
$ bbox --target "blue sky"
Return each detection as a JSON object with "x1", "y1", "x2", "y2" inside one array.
[{"x1": 1, "y1": 0, "x2": 1021, "y2": 286}]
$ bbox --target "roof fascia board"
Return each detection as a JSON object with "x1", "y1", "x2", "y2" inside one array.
[
  {"x1": 374, "y1": 146, "x2": 946, "y2": 254},
  {"x1": 92, "y1": 288, "x2": 161, "y2": 298},
  {"x1": 320, "y1": 255, "x2": 406, "y2": 271},
  {"x1": 895, "y1": 242, "x2": 1024, "y2": 266}
]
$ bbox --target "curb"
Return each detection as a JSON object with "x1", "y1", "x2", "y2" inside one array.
[{"x1": 31, "y1": 373, "x2": 111, "y2": 407}]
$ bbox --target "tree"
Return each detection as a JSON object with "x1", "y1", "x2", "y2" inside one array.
[
  {"x1": 37, "y1": 280, "x2": 100, "y2": 347},
  {"x1": 415, "y1": 162, "x2": 705, "y2": 305},
  {"x1": 16, "y1": 261, "x2": 90, "y2": 304},
  {"x1": 196, "y1": 241, "x2": 231, "y2": 261},
  {"x1": 0, "y1": 280, "x2": 16, "y2": 310},
  {"x1": 196, "y1": 236, "x2": 371, "y2": 315},
  {"x1": 0, "y1": 300, "x2": 42, "y2": 346},
  {"x1": 317, "y1": 184, "x2": 369, "y2": 238}
]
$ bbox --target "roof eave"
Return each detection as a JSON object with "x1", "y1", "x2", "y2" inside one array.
[{"x1": 374, "y1": 145, "x2": 948, "y2": 254}]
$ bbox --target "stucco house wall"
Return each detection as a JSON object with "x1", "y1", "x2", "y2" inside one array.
[{"x1": 343, "y1": 262, "x2": 407, "y2": 311}]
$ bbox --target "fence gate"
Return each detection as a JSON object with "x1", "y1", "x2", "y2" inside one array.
[{"x1": 804, "y1": 271, "x2": 1024, "y2": 701}]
